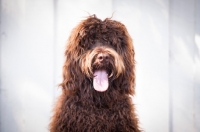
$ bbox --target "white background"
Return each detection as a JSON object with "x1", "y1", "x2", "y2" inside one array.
[{"x1": 0, "y1": 0, "x2": 200, "y2": 132}]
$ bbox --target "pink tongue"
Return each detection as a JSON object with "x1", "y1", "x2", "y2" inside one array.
[{"x1": 93, "y1": 70, "x2": 109, "y2": 92}]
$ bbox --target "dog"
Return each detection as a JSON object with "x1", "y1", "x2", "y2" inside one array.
[{"x1": 49, "y1": 15, "x2": 141, "y2": 132}]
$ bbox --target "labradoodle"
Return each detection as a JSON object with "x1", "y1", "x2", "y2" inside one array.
[{"x1": 49, "y1": 15, "x2": 141, "y2": 132}]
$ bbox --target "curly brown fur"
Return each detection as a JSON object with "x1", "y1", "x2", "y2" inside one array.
[{"x1": 49, "y1": 15, "x2": 141, "y2": 132}]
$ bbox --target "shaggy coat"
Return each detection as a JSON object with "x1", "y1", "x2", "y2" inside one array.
[{"x1": 49, "y1": 15, "x2": 141, "y2": 132}]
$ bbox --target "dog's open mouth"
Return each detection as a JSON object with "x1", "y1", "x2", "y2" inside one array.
[{"x1": 93, "y1": 70, "x2": 109, "y2": 92}]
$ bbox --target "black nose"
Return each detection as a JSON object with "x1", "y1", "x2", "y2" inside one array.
[{"x1": 97, "y1": 53, "x2": 109, "y2": 62}]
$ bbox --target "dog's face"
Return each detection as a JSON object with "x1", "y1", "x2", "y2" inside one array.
[
  {"x1": 61, "y1": 15, "x2": 135, "y2": 95},
  {"x1": 80, "y1": 42, "x2": 125, "y2": 92}
]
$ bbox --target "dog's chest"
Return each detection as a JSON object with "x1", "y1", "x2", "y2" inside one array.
[{"x1": 64, "y1": 100, "x2": 133, "y2": 132}]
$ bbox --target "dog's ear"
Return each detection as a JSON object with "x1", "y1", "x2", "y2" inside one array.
[
  {"x1": 119, "y1": 28, "x2": 136, "y2": 95},
  {"x1": 60, "y1": 20, "x2": 87, "y2": 94}
]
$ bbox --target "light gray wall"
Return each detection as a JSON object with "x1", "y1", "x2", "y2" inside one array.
[
  {"x1": 0, "y1": 0, "x2": 199, "y2": 132},
  {"x1": 0, "y1": 0, "x2": 55, "y2": 131},
  {"x1": 169, "y1": 0, "x2": 200, "y2": 131}
]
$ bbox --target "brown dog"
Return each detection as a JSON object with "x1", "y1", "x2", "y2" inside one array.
[{"x1": 49, "y1": 15, "x2": 141, "y2": 132}]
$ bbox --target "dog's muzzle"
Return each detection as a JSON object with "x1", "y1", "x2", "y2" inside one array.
[
  {"x1": 92, "y1": 52, "x2": 110, "y2": 92},
  {"x1": 80, "y1": 47, "x2": 125, "y2": 92}
]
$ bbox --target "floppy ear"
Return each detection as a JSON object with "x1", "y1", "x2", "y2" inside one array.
[
  {"x1": 60, "y1": 20, "x2": 86, "y2": 94},
  {"x1": 117, "y1": 26, "x2": 135, "y2": 95}
]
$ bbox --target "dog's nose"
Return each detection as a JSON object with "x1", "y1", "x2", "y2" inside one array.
[{"x1": 97, "y1": 53, "x2": 109, "y2": 62}]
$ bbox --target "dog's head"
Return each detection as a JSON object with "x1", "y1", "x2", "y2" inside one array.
[{"x1": 61, "y1": 15, "x2": 135, "y2": 96}]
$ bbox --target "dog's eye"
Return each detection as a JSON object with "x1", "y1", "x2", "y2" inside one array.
[
  {"x1": 80, "y1": 44, "x2": 85, "y2": 48},
  {"x1": 79, "y1": 41, "x2": 90, "y2": 50}
]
